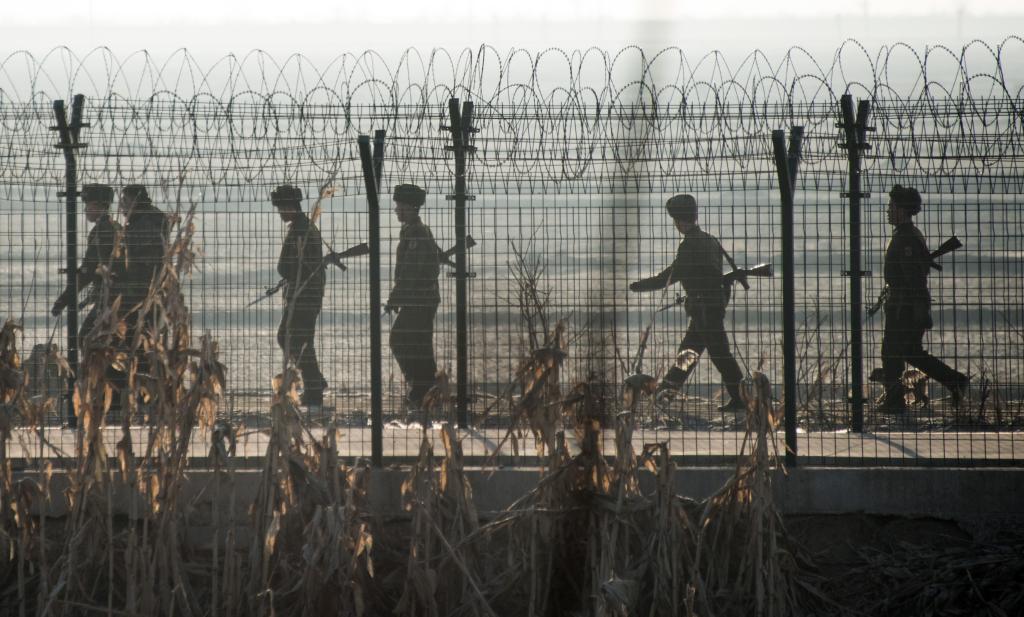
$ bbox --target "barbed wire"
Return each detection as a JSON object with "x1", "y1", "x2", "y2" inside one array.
[{"x1": 0, "y1": 39, "x2": 1022, "y2": 198}]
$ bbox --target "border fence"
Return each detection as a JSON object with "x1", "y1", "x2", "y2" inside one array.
[{"x1": 2, "y1": 41, "x2": 1022, "y2": 466}]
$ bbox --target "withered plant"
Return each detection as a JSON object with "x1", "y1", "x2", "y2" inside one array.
[
  {"x1": 395, "y1": 425, "x2": 492, "y2": 617},
  {"x1": 246, "y1": 180, "x2": 375, "y2": 617},
  {"x1": 481, "y1": 242, "x2": 572, "y2": 462},
  {"x1": 794, "y1": 298, "x2": 846, "y2": 428},
  {"x1": 692, "y1": 371, "x2": 826, "y2": 617},
  {"x1": 245, "y1": 367, "x2": 374, "y2": 617},
  {"x1": 0, "y1": 319, "x2": 67, "y2": 617}
]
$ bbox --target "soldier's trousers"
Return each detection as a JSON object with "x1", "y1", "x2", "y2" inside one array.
[
  {"x1": 669, "y1": 304, "x2": 744, "y2": 400},
  {"x1": 77, "y1": 304, "x2": 100, "y2": 354},
  {"x1": 63, "y1": 304, "x2": 115, "y2": 424},
  {"x1": 278, "y1": 296, "x2": 327, "y2": 395},
  {"x1": 882, "y1": 304, "x2": 965, "y2": 403},
  {"x1": 390, "y1": 304, "x2": 438, "y2": 407}
]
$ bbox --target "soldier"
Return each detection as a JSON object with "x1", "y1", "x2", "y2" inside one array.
[
  {"x1": 629, "y1": 194, "x2": 745, "y2": 412},
  {"x1": 50, "y1": 183, "x2": 122, "y2": 351},
  {"x1": 272, "y1": 184, "x2": 328, "y2": 406},
  {"x1": 386, "y1": 184, "x2": 441, "y2": 415},
  {"x1": 878, "y1": 185, "x2": 968, "y2": 412},
  {"x1": 106, "y1": 184, "x2": 169, "y2": 416},
  {"x1": 115, "y1": 184, "x2": 170, "y2": 311}
]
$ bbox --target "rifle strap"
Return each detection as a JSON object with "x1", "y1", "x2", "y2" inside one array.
[{"x1": 716, "y1": 237, "x2": 741, "y2": 274}]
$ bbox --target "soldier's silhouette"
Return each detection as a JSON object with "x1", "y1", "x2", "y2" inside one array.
[
  {"x1": 386, "y1": 184, "x2": 441, "y2": 418},
  {"x1": 877, "y1": 185, "x2": 968, "y2": 412},
  {"x1": 630, "y1": 194, "x2": 746, "y2": 412},
  {"x1": 272, "y1": 184, "x2": 328, "y2": 407}
]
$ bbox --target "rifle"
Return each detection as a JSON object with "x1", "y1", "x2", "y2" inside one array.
[
  {"x1": 246, "y1": 279, "x2": 286, "y2": 308},
  {"x1": 247, "y1": 242, "x2": 370, "y2": 308},
  {"x1": 324, "y1": 242, "x2": 371, "y2": 270},
  {"x1": 723, "y1": 263, "x2": 774, "y2": 289},
  {"x1": 722, "y1": 263, "x2": 774, "y2": 304},
  {"x1": 866, "y1": 286, "x2": 890, "y2": 318},
  {"x1": 928, "y1": 235, "x2": 963, "y2": 271},
  {"x1": 867, "y1": 235, "x2": 962, "y2": 318}
]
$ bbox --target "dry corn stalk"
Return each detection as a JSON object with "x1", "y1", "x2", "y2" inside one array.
[
  {"x1": 296, "y1": 448, "x2": 374, "y2": 617},
  {"x1": 1, "y1": 319, "x2": 66, "y2": 617},
  {"x1": 691, "y1": 371, "x2": 823, "y2": 617},
  {"x1": 397, "y1": 426, "x2": 495, "y2": 617}
]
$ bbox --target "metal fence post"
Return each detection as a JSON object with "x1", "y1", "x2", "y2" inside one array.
[
  {"x1": 839, "y1": 94, "x2": 873, "y2": 433},
  {"x1": 446, "y1": 98, "x2": 476, "y2": 428},
  {"x1": 772, "y1": 126, "x2": 803, "y2": 467},
  {"x1": 358, "y1": 135, "x2": 384, "y2": 466},
  {"x1": 373, "y1": 130, "x2": 386, "y2": 193},
  {"x1": 51, "y1": 94, "x2": 87, "y2": 427}
]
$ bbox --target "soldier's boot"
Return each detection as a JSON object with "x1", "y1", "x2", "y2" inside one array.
[
  {"x1": 300, "y1": 373, "x2": 327, "y2": 407},
  {"x1": 878, "y1": 382, "x2": 907, "y2": 413},
  {"x1": 946, "y1": 373, "x2": 969, "y2": 408},
  {"x1": 655, "y1": 366, "x2": 688, "y2": 395},
  {"x1": 717, "y1": 383, "x2": 746, "y2": 413},
  {"x1": 653, "y1": 366, "x2": 689, "y2": 409},
  {"x1": 408, "y1": 379, "x2": 435, "y2": 406},
  {"x1": 300, "y1": 389, "x2": 324, "y2": 407},
  {"x1": 406, "y1": 380, "x2": 435, "y2": 427},
  {"x1": 401, "y1": 397, "x2": 427, "y2": 428}
]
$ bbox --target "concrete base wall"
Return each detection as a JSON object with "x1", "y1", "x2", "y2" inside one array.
[{"x1": 20, "y1": 467, "x2": 1024, "y2": 524}]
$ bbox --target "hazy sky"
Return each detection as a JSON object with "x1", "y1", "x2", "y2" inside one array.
[
  {"x1": 3, "y1": 0, "x2": 1022, "y2": 23},
  {"x1": 2, "y1": 0, "x2": 1021, "y2": 60}
]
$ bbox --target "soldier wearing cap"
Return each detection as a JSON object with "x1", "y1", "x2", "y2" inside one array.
[
  {"x1": 879, "y1": 184, "x2": 968, "y2": 412},
  {"x1": 50, "y1": 183, "x2": 122, "y2": 350},
  {"x1": 629, "y1": 194, "x2": 745, "y2": 412},
  {"x1": 272, "y1": 184, "x2": 328, "y2": 406},
  {"x1": 104, "y1": 184, "x2": 170, "y2": 416},
  {"x1": 387, "y1": 183, "x2": 441, "y2": 415},
  {"x1": 114, "y1": 184, "x2": 170, "y2": 310}
]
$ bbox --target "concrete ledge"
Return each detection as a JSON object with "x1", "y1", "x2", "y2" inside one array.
[{"x1": 17, "y1": 466, "x2": 1023, "y2": 524}]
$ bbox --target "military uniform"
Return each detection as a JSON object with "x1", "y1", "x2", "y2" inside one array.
[
  {"x1": 107, "y1": 186, "x2": 170, "y2": 416},
  {"x1": 880, "y1": 220, "x2": 966, "y2": 409},
  {"x1": 632, "y1": 224, "x2": 744, "y2": 406},
  {"x1": 388, "y1": 216, "x2": 441, "y2": 408},
  {"x1": 277, "y1": 212, "x2": 328, "y2": 400},
  {"x1": 52, "y1": 212, "x2": 121, "y2": 350},
  {"x1": 114, "y1": 202, "x2": 170, "y2": 310}
]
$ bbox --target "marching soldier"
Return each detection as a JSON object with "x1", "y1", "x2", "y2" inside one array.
[
  {"x1": 629, "y1": 194, "x2": 746, "y2": 412},
  {"x1": 878, "y1": 185, "x2": 968, "y2": 412},
  {"x1": 50, "y1": 183, "x2": 121, "y2": 351},
  {"x1": 272, "y1": 184, "x2": 328, "y2": 406},
  {"x1": 115, "y1": 184, "x2": 170, "y2": 312},
  {"x1": 386, "y1": 184, "x2": 441, "y2": 416},
  {"x1": 106, "y1": 184, "x2": 169, "y2": 416}
]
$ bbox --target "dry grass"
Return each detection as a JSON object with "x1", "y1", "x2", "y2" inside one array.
[
  {"x1": 830, "y1": 532, "x2": 1024, "y2": 616},
  {"x1": 0, "y1": 225, "x2": 861, "y2": 617},
  {"x1": 794, "y1": 298, "x2": 846, "y2": 428}
]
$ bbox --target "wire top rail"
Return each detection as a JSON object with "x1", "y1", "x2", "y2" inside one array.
[{"x1": 1, "y1": 40, "x2": 1022, "y2": 197}]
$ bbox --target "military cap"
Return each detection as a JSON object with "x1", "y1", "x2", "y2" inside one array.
[
  {"x1": 393, "y1": 183, "x2": 426, "y2": 208},
  {"x1": 271, "y1": 184, "x2": 303, "y2": 208},
  {"x1": 889, "y1": 184, "x2": 922, "y2": 215},
  {"x1": 81, "y1": 183, "x2": 114, "y2": 204},
  {"x1": 121, "y1": 184, "x2": 152, "y2": 206},
  {"x1": 665, "y1": 194, "x2": 698, "y2": 222}
]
